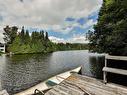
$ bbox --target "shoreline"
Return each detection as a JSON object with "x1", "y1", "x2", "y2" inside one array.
[{"x1": 5, "y1": 49, "x2": 89, "y2": 55}]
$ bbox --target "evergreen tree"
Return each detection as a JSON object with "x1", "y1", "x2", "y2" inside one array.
[
  {"x1": 20, "y1": 26, "x2": 25, "y2": 43},
  {"x1": 40, "y1": 30, "x2": 44, "y2": 41},
  {"x1": 3, "y1": 25, "x2": 88, "y2": 54},
  {"x1": 45, "y1": 32, "x2": 49, "y2": 41},
  {"x1": 25, "y1": 30, "x2": 30, "y2": 44},
  {"x1": 31, "y1": 31, "x2": 35, "y2": 43},
  {"x1": 11, "y1": 26, "x2": 18, "y2": 43}
]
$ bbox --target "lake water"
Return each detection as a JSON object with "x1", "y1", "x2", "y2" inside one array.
[{"x1": 0, "y1": 50, "x2": 105, "y2": 94}]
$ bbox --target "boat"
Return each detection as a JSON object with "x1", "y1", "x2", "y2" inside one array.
[
  {"x1": 15, "y1": 66, "x2": 82, "y2": 95},
  {"x1": 0, "y1": 90, "x2": 9, "y2": 95}
]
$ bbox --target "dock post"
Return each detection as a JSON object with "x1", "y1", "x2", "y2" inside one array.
[
  {"x1": 103, "y1": 71, "x2": 107, "y2": 83},
  {"x1": 103, "y1": 55, "x2": 107, "y2": 83}
]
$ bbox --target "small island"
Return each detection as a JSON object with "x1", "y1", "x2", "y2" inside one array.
[{"x1": 2, "y1": 26, "x2": 88, "y2": 54}]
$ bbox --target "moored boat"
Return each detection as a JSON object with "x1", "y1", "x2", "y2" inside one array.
[{"x1": 15, "y1": 66, "x2": 82, "y2": 95}]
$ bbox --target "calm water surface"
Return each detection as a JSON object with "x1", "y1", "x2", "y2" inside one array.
[{"x1": 0, "y1": 50, "x2": 105, "y2": 94}]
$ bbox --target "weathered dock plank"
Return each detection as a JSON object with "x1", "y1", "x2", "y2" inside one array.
[{"x1": 45, "y1": 74, "x2": 127, "y2": 95}]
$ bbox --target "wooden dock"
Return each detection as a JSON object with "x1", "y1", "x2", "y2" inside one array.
[{"x1": 45, "y1": 74, "x2": 127, "y2": 95}]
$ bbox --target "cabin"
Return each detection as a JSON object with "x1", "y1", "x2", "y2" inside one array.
[{"x1": 0, "y1": 42, "x2": 5, "y2": 53}]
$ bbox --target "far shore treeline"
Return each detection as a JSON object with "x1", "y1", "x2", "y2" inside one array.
[{"x1": 3, "y1": 26, "x2": 88, "y2": 54}]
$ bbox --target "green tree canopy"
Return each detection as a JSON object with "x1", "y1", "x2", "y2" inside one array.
[
  {"x1": 25, "y1": 30, "x2": 30, "y2": 44},
  {"x1": 88, "y1": 0, "x2": 127, "y2": 56},
  {"x1": 45, "y1": 32, "x2": 49, "y2": 41},
  {"x1": 3, "y1": 26, "x2": 18, "y2": 44},
  {"x1": 3, "y1": 26, "x2": 88, "y2": 54}
]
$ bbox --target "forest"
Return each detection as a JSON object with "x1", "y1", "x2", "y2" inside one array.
[
  {"x1": 88, "y1": 0, "x2": 127, "y2": 56},
  {"x1": 3, "y1": 26, "x2": 88, "y2": 54}
]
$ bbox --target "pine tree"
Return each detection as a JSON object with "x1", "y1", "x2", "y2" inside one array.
[
  {"x1": 45, "y1": 32, "x2": 49, "y2": 41},
  {"x1": 20, "y1": 26, "x2": 25, "y2": 43},
  {"x1": 25, "y1": 30, "x2": 30, "y2": 44},
  {"x1": 40, "y1": 30, "x2": 44, "y2": 40}
]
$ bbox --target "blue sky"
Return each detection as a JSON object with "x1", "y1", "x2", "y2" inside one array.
[{"x1": 0, "y1": 0, "x2": 102, "y2": 43}]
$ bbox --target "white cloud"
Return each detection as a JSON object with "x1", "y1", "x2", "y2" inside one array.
[
  {"x1": 49, "y1": 35, "x2": 89, "y2": 44},
  {"x1": 0, "y1": 0, "x2": 102, "y2": 43},
  {"x1": 0, "y1": 0, "x2": 102, "y2": 28},
  {"x1": 54, "y1": 18, "x2": 97, "y2": 35},
  {"x1": 80, "y1": 19, "x2": 97, "y2": 29},
  {"x1": 49, "y1": 36, "x2": 66, "y2": 43},
  {"x1": 67, "y1": 35, "x2": 89, "y2": 44}
]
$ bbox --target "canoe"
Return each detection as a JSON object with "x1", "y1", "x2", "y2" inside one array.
[
  {"x1": 15, "y1": 66, "x2": 82, "y2": 95},
  {"x1": 0, "y1": 90, "x2": 9, "y2": 95}
]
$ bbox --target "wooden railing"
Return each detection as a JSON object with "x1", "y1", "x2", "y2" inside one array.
[{"x1": 103, "y1": 54, "x2": 127, "y2": 83}]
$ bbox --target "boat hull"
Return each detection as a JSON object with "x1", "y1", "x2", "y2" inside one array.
[{"x1": 15, "y1": 66, "x2": 81, "y2": 95}]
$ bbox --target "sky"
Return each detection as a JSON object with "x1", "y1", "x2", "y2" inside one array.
[{"x1": 0, "y1": 0, "x2": 102, "y2": 43}]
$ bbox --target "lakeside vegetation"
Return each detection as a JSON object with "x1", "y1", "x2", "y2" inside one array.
[
  {"x1": 88, "y1": 0, "x2": 127, "y2": 56},
  {"x1": 0, "y1": 51, "x2": 2, "y2": 55},
  {"x1": 3, "y1": 0, "x2": 126, "y2": 56},
  {"x1": 3, "y1": 26, "x2": 88, "y2": 54}
]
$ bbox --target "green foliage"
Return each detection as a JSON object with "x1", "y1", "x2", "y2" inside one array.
[
  {"x1": 8, "y1": 27, "x2": 51, "y2": 54},
  {"x1": 54, "y1": 43, "x2": 88, "y2": 51},
  {"x1": 3, "y1": 26, "x2": 18, "y2": 44},
  {"x1": 88, "y1": 0, "x2": 127, "y2": 56},
  {"x1": 3, "y1": 26, "x2": 88, "y2": 54},
  {"x1": 0, "y1": 51, "x2": 2, "y2": 55},
  {"x1": 45, "y1": 32, "x2": 49, "y2": 41},
  {"x1": 25, "y1": 30, "x2": 30, "y2": 44},
  {"x1": 39, "y1": 30, "x2": 45, "y2": 41},
  {"x1": 20, "y1": 26, "x2": 25, "y2": 44}
]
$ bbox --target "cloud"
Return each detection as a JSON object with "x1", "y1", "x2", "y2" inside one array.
[
  {"x1": 81, "y1": 19, "x2": 97, "y2": 29},
  {"x1": 67, "y1": 35, "x2": 89, "y2": 44},
  {"x1": 0, "y1": 0, "x2": 102, "y2": 28},
  {"x1": 0, "y1": 0, "x2": 102, "y2": 43},
  {"x1": 50, "y1": 16, "x2": 97, "y2": 35},
  {"x1": 49, "y1": 35, "x2": 89, "y2": 44},
  {"x1": 49, "y1": 36, "x2": 66, "y2": 43}
]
